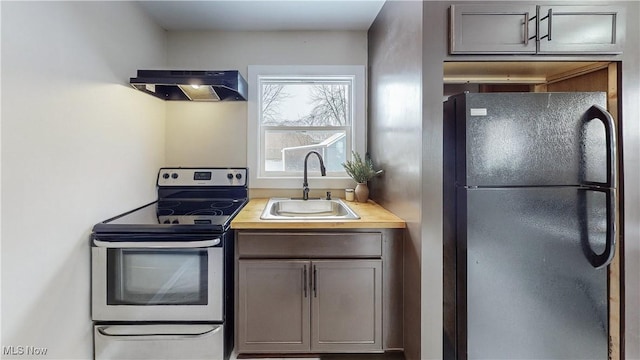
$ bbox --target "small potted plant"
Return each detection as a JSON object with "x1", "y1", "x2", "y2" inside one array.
[{"x1": 341, "y1": 151, "x2": 383, "y2": 202}]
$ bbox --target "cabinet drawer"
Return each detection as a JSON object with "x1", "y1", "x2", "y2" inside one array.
[
  {"x1": 95, "y1": 324, "x2": 224, "y2": 360},
  {"x1": 237, "y1": 232, "x2": 382, "y2": 258}
]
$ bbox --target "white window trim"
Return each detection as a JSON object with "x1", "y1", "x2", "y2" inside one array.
[{"x1": 247, "y1": 65, "x2": 366, "y2": 189}]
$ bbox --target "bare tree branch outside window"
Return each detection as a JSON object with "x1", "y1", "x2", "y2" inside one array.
[
  {"x1": 261, "y1": 84, "x2": 287, "y2": 124},
  {"x1": 261, "y1": 83, "x2": 349, "y2": 126},
  {"x1": 260, "y1": 81, "x2": 352, "y2": 173},
  {"x1": 309, "y1": 85, "x2": 348, "y2": 126},
  {"x1": 254, "y1": 69, "x2": 361, "y2": 175}
]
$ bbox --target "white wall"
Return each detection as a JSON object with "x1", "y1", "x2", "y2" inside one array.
[
  {"x1": 1, "y1": 2, "x2": 166, "y2": 359},
  {"x1": 1, "y1": 14, "x2": 367, "y2": 358},
  {"x1": 164, "y1": 31, "x2": 368, "y2": 169}
]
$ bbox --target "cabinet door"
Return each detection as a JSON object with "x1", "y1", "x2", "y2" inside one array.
[
  {"x1": 237, "y1": 260, "x2": 310, "y2": 352},
  {"x1": 450, "y1": 4, "x2": 537, "y2": 54},
  {"x1": 311, "y1": 260, "x2": 383, "y2": 352},
  {"x1": 537, "y1": 5, "x2": 625, "y2": 54}
]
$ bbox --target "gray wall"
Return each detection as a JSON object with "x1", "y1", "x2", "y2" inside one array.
[
  {"x1": 368, "y1": 2, "x2": 424, "y2": 359},
  {"x1": 369, "y1": 1, "x2": 640, "y2": 359},
  {"x1": 620, "y1": 3, "x2": 640, "y2": 357}
]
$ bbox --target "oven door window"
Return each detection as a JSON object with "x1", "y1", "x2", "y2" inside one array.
[{"x1": 106, "y1": 249, "x2": 207, "y2": 305}]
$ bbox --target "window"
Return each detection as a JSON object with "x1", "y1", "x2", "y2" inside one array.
[{"x1": 248, "y1": 66, "x2": 366, "y2": 189}]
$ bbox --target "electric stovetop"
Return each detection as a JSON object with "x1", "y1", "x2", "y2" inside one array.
[{"x1": 92, "y1": 168, "x2": 248, "y2": 234}]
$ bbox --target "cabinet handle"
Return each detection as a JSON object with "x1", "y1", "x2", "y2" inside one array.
[
  {"x1": 303, "y1": 264, "x2": 308, "y2": 298},
  {"x1": 547, "y1": 8, "x2": 553, "y2": 41},
  {"x1": 313, "y1": 265, "x2": 318, "y2": 298},
  {"x1": 524, "y1": 12, "x2": 529, "y2": 46},
  {"x1": 540, "y1": 8, "x2": 552, "y2": 41},
  {"x1": 525, "y1": 13, "x2": 537, "y2": 45}
]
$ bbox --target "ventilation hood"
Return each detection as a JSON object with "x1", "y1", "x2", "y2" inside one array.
[{"x1": 129, "y1": 70, "x2": 247, "y2": 101}]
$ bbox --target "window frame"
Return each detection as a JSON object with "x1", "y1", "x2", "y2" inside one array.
[{"x1": 247, "y1": 65, "x2": 366, "y2": 189}]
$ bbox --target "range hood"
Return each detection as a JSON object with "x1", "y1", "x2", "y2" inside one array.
[{"x1": 129, "y1": 70, "x2": 247, "y2": 101}]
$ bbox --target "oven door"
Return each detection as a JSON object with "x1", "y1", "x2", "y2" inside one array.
[{"x1": 91, "y1": 236, "x2": 223, "y2": 322}]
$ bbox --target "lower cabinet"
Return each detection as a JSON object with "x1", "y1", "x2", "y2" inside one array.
[
  {"x1": 312, "y1": 260, "x2": 383, "y2": 352},
  {"x1": 237, "y1": 259, "x2": 382, "y2": 353},
  {"x1": 237, "y1": 260, "x2": 310, "y2": 352}
]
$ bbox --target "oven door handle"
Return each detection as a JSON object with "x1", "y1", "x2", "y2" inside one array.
[
  {"x1": 93, "y1": 238, "x2": 220, "y2": 248},
  {"x1": 96, "y1": 325, "x2": 221, "y2": 340}
]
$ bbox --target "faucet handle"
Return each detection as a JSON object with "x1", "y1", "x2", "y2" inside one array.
[{"x1": 326, "y1": 191, "x2": 332, "y2": 200}]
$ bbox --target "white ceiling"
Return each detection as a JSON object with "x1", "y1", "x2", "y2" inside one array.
[{"x1": 136, "y1": 0, "x2": 386, "y2": 31}]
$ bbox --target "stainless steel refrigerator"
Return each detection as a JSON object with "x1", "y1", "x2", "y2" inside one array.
[{"x1": 443, "y1": 92, "x2": 617, "y2": 359}]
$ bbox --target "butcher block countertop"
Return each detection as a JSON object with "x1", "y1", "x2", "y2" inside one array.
[{"x1": 231, "y1": 198, "x2": 406, "y2": 230}]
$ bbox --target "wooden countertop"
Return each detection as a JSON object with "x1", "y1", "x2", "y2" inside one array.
[{"x1": 231, "y1": 198, "x2": 406, "y2": 230}]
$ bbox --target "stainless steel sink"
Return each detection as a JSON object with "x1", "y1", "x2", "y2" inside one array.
[{"x1": 260, "y1": 198, "x2": 360, "y2": 220}]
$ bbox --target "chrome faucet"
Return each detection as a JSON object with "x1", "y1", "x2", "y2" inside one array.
[{"x1": 302, "y1": 151, "x2": 326, "y2": 200}]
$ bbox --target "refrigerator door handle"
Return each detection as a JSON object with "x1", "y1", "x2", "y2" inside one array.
[
  {"x1": 580, "y1": 105, "x2": 616, "y2": 269},
  {"x1": 581, "y1": 187, "x2": 616, "y2": 269},
  {"x1": 583, "y1": 104, "x2": 617, "y2": 188}
]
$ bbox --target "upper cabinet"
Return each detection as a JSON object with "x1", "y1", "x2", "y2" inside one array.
[
  {"x1": 450, "y1": 4, "x2": 625, "y2": 55},
  {"x1": 450, "y1": 5, "x2": 538, "y2": 54},
  {"x1": 537, "y1": 5, "x2": 624, "y2": 54}
]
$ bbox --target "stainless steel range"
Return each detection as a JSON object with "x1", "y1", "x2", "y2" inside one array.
[{"x1": 91, "y1": 167, "x2": 247, "y2": 360}]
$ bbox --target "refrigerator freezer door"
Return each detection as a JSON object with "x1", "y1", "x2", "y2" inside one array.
[
  {"x1": 460, "y1": 187, "x2": 608, "y2": 359},
  {"x1": 456, "y1": 92, "x2": 610, "y2": 187}
]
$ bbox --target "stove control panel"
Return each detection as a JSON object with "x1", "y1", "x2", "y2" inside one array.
[
  {"x1": 157, "y1": 215, "x2": 218, "y2": 225},
  {"x1": 157, "y1": 168, "x2": 247, "y2": 187}
]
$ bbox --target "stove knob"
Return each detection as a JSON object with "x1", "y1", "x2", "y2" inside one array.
[
  {"x1": 235, "y1": 173, "x2": 243, "y2": 179},
  {"x1": 172, "y1": 219, "x2": 179, "y2": 224},
  {"x1": 227, "y1": 173, "x2": 234, "y2": 180},
  {"x1": 162, "y1": 173, "x2": 170, "y2": 179},
  {"x1": 171, "y1": 173, "x2": 178, "y2": 179},
  {"x1": 163, "y1": 219, "x2": 170, "y2": 224}
]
